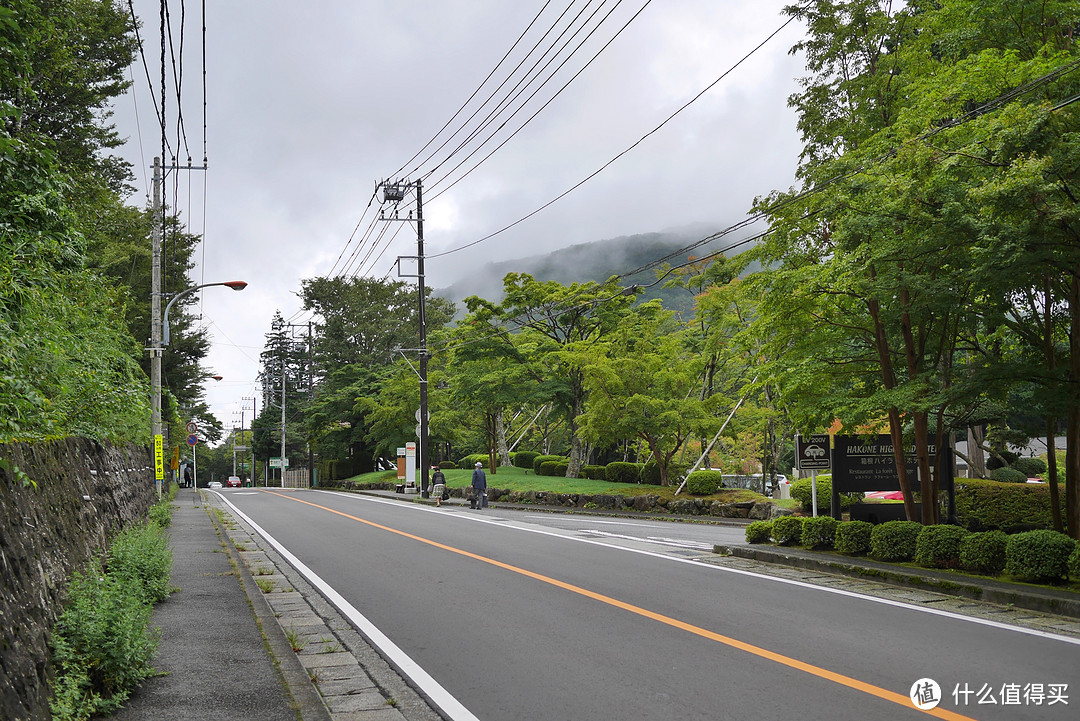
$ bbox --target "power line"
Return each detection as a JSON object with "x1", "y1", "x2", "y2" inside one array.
[
  {"x1": 423, "y1": 0, "x2": 632, "y2": 185},
  {"x1": 392, "y1": 0, "x2": 557, "y2": 179},
  {"x1": 427, "y1": 8, "x2": 800, "y2": 259},
  {"x1": 427, "y1": 58, "x2": 1080, "y2": 356},
  {"x1": 424, "y1": 0, "x2": 648, "y2": 196},
  {"x1": 345, "y1": 1, "x2": 651, "y2": 277}
]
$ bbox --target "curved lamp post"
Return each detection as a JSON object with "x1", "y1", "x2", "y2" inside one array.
[
  {"x1": 162, "y1": 280, "x2": 247, "y2": 345},
  {"x1": 151, "y1": 280, "x2": 247, "y2": 498}
]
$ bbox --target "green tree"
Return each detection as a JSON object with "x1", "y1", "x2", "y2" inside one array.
[
  {"x1": 750, "y1": 0, "x2": 1080, "y2": 529},
  {"x1": 0, "y1": 0, "x2": 150, "y2": 443},
  {"x1": 470, "y1": 273, "x2": 639, "y2": 478},
  {"x1": 580, "y1": 302, "x2": 711, "y2": 485}
]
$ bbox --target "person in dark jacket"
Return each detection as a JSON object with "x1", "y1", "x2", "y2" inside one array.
[
  {"x1": 471, "y1": 461, "x2": 487, "y2": 509},
  {"x1": 431, "y1": 466, "x2": 446, "y2": 506}
]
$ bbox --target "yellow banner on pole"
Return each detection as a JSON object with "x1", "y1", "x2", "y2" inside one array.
[
  {"x1": 171, "y1": 445, "x2": 180, "y2": 470},
  {"x1": 154, "y1": 435, "x2": 164, "y2": 480}
]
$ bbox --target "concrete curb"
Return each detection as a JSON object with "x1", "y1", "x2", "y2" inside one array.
[
  {"x1": 205, "y1": 492, "x2": 439, "y2": 721},
  {"x1": 715, "y1": 543, "x2": 1080, "y2": 619},
  {"x1": 206, "y1": 500, "x2": 334, "y2": 721}
]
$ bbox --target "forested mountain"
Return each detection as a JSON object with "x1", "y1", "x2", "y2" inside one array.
[{"x1": 436, "y1": 224, "x2": 758, "y2": 316}]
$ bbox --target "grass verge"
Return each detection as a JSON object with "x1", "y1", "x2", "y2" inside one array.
[{"x1": 341, "y1": 465, "x2": 765, "y2": 504}]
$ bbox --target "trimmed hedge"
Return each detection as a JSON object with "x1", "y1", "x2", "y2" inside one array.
[
  {"x1": 640, "y1": 461, "x2": 688, "y2": 486},
  {"x1": 959, "y1": 530, "x2": 1008, "y2": 576},
  {"x1": 745, "y1": 521, "x2": 773, "y2": 544},
  {"x1": 532, "y1": 454, "x2": 565, "y2": 474},
  {"x1": 581, "y1": 464, "x2": 607, "y2": 480},
  {"x1": 685, "y1": 470, "x2": 724, "y2": 495},
  {"x1": 789, "y1": 476, "x2": 863, "y2": 513},
  {"x1": 869, "y1": 520, "x2": 923, "y2": 562},
  {"x1": 1012, "y1": 457, "x2": 1047, "y2": 477},
  {"x1": 1005, "y1": 530, "x2": 1076, "y2": 583},
  {"x1": 801, "y1": 516, "x2": 838, "y2": 549},
  {"x1": 772, "y1": 516, "x2": 804, "y2": 546},
  {"x1": 835, "y1": 520, "x2": 873, "y2": 555},
  {"x1": 438, "y1": 460, "x2": 457, "y2": 469},
  {"x1": 606, "y1": 462, "x2": 643, "y2": 483},
  {"x1": 990, "y1": 467, "x2": 1027, "y2": 484},
  {"x1": 955, "y1": 478, "x2": 1066, "y2": 533},
  {"x1": 513, "y1": 451, "x2": 540, "y2": 469},
  {"x1": 914, "y1": 524, "x2": 969, "y2": 569},
  {"x1": 458, "y1": 453, "x2": 488, "y2": 470},
  {"x1": 554, "y1": 462, "x2": 570, "y2": 477},
  {"x1": 1070, "y1": 546, "x2": 1080, "y2": 580},
  {"x1": 538, "y1": 461, "x2": 561, "y2": 476}
]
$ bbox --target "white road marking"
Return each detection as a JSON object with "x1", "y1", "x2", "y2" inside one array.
[
  {"x1": 578, "y1": 528, "x2": 714, "y2": 551},
  {"x1": 215, "y1": 494, "x2": 481, "y2": 721},
  {"x1": 305, "y1": 489, "x2": 1080, "y2": 647}
]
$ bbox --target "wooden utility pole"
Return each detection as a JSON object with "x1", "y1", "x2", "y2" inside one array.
[{"x1": 150, "y1": 157, "x2": 163, "y2": 500}]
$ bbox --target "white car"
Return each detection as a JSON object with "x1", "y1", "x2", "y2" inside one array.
[{"x1": 208, "y1": 481, "x2": 223, "y2": 489}]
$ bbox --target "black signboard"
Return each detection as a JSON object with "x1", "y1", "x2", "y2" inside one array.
[
  {"x1": 796, "y1": 433, "x2": 831, "y2": 470},
  {"x1": 831, "y1": 434, "x2": 936, "y2": 493}
]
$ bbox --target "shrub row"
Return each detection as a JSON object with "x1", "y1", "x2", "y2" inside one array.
[
  {"x1": 955, "y1": 478, "x2": 1067, "y2": 533},
  {"x1": 456, "y1": 453, "x2": 735, "y2": 491},
  {"x1": 50, "y1": 498, "x2": 175, "y2": 720},
  {"x1": 789, "y1": 476, "x2": 864, "y2": 513},
  {"x1": 745, "y1": 516, "x2": 1078, "y2": 584}
]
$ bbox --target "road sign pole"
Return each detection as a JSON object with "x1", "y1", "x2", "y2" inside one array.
[{"x1": 811, "y1": 470, "x2": 818, "y2": 518}]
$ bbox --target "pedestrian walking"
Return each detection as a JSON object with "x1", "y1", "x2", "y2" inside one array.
[
  {"x1": 431, "y1": 465, "x2": 446, "y2": 506},
  {"x1": 471, "y1": 461, "x2": 487, "y2": 509}
]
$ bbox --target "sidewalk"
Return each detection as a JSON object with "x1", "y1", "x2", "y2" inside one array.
[{"x1": 111, "y1": 492, "x2": 330, "y2": 721}]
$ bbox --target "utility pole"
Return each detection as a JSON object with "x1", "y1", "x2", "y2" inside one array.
[
  {"x1": 245, "y1": 395, "x2": 256, "y2": 486},
  {"x1": 378, "y1": 178, "x2": 429, "y2": 498},
  {"x1": 284, "y1": 322, "x2": 314, "y2": 488},
  {"x1": 281, "y1": 353, "x2": 286, "y2": 487},
  {"x1": 150, "y1": 157, "x2": 163, "y2": 500},
  {"x1": 416, "y1": 179, "x2": 429, "y2": 499},
  {"x1": 308, "y1": 320, "x2": 315, "y2": 486}
]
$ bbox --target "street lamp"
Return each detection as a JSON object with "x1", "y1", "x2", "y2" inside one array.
[
  {"x1": 162, "y1": 281, "x2": 247, "y2": 346},
  {"x1": 151, "y1": 280, "x2": 247, "y2": 499}
]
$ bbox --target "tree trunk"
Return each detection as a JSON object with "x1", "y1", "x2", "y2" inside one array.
[
  {"x1": 485, "y1": 411, "x2": 497, "y2": 473},
  {"x1": 1066, "y1": 273, "x2": 1080, "y2": 539},
  {"x1": 1047, "y1": 418, "x2": 1063, "y2": 533},
  {"x1": 897, "y1": 288, "x2": 935, "y2": 525},
  {"x1": 1044, "y1": 275, "x2": 1063, "y2": 533},
  {"x1": 867, "y1": 287, "x2": 916, "y2": 518},
  {"x1": 495, "y1": 410, "x2": 511, "y2": 467},
  {"x1": 967, "y1": 426, "x2": 986, "y2": 478},
  {"x1": 566, "y1": 393, "x2": 585, "y2": 478}
]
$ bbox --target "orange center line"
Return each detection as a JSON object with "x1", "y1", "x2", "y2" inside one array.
[{"x1": 264, "y1": 490, "x2": 977, "y2": 721}]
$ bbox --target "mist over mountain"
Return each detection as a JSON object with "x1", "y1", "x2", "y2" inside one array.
[{"x1": 435, "y1": 222, "x2": 758, "y2": 316}]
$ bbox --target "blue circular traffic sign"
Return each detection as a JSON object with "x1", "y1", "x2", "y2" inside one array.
[{"x1": 187, "y1": 434, "x2": 198, "y2": 446}]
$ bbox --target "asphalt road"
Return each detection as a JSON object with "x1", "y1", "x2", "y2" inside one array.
[{"x1": 217, "y1": 488, "x2": 1080, "y2": 721}]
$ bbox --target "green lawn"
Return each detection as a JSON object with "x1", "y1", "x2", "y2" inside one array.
[{"x1": 343, "y1": 464, "x2": 764, "y2": 503}]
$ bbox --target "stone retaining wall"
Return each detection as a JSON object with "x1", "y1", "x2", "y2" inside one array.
[{"x1": 0, "y1": 438, "x2": 155, "y2": 721}]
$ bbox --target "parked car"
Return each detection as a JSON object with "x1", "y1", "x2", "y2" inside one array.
[
  {"x1": 208, "y1": 481, "x2": 223, "y2": 489},
  {"x1": 226, "y1": 476, "x2": 242, "y2": 488}
]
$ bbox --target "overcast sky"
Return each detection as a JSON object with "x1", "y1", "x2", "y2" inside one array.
[{"x1": 111, "y1": 0, "x2": 807, "y2": 437}]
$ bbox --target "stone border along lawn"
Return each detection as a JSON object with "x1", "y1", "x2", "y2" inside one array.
[{"x1": 320, "y1": 466, "x2": 784, "y2": 519}]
